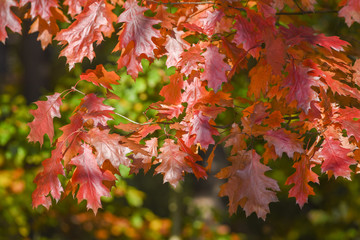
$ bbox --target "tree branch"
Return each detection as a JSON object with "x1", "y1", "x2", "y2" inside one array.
[{"x1": 276, "y1": 10, "x2": 338, "y2": 15}]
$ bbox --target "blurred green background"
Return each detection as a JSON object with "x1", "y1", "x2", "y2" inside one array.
[{"x1": 2, "y1": 2, "x2": 360, "y2": 239}]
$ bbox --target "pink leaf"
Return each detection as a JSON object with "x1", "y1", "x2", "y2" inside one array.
[
  {"x1": 200, "y1": 44, "x2": 231, "y2": 92},
  {"x1": 189, "y1": 111, "x2": 219, "y2": 149},
  {"x1": 0, "y1": 0, "x2": 22, "y2": 43},
  {"x1": 339, "y1": 0, "x2": 360, "y2": 27},
  {"x1": 55, "y1": 0, "x2": 116, "y2": 69},
  {"x1": 164, "y1": 29, "x2": 189, "y2": 68},
  {"x1": 155, "y1": 139, "x2": 190, "y2": 188},
  {"x1": 20, "y1": 0, "x2": 58, "y2": 20},
  {"x1": 70, "y1": 144, "x2": 116, "y2": 214},
  {"x1": 264, "y1": 129, "x2": 304, "y2": 158},
  {"x1": 28, "y1": 92, "x2": 62, "y2": 146}
]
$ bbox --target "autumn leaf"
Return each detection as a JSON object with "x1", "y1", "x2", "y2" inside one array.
[
  {"x1": 264, "y1": 129, "x2": 304, "y2": 158},
  {"x1": 28, "y1": 92, "x2": 62, "y2": 146},
  {"x1": 200, "y1": 44, "x2": 231, "y2": 92},
  {"x1": 177, "y1": 44, "x2": 204, "y2": 76},
  {"x1": 70, "y1": 144, "x2": 116, "y2": 214},
  {"x1": 164, "y1": 30, "x2": 189, "y2": 68},
  {"x1": 55, "y1": 0, "x2": 116, "y2": 69},
  {"x1": 189, "y1": 111, "x2": 219, "y2": 149},
  {"x1": 217, "y1": 150, "x2": 280, "y2": 220},
  {"x1": 80, "y1": 64, "x2": 120, "y2": 90},
  {"x1": 20, "y1": 0, "x2": 58, "y2": 21},
  {"x1": 155, "y1": 139, "x2": 190, "y2": 188},
  {"x1": 32, "y1": 147, "x2": 64, "y2": 209},
  {"x1": 286, "y1": 155, "x2": 319, "y2": 208},
  {"x1": 0, "y1": 0, "x2": 22, "y2": 43},
  {"x1": 248, "y1": 61, "x2": 272, "y2": 99},
  {"x1": 339, "y1": 0, "x2": 360, "y2": 27},
  {"x1": 160, "y1": 72, "x2": 183, "y2": 105}
]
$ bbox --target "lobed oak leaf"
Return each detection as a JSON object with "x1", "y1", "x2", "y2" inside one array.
[
  {"x1": 87, "y1": 128, "x2": 132, "y2": 168},
  {"x1": 117, "y1": 0, "x2": 160, "y2": 59},
  {"x1": 200, "y1": 44, "x2": 231, "y2": 92},
  {"x1": 248, "y1": 61, "x2": 271, "y2": 99},
  {"x1": 0, "y1": 0, "x2": 22, "y2": 43},
  {"x1": 64, "y1": 0, "x2": 88, "y2": 17},
  {"x1": 153, "y1": 104, "x2": 184, "y2": 119},
  {"x1": 155, "y1": 139, "x2": 191, "y2": 188},
  {"x1": 283, "y1": 62, "x2": 319, "y2": 114},
  {"x1": 285, "y1": 155, "x2": 319, "y2": 208},
  {"x1": 333, "y1": 107, "x2": 360, "y2": 142},
  {"x1": 339, "y1": 0, "x2": 360, "y2": 27},
  {"x1": 224, "y1": 124, "x2": 247, "y2": 156},
  {"x1": 264, "y1": 129, "x2": 304, "y2": 158},
  {"x1": 353, "y1": 59, "x2": 360, "y2": 86},
  {"x1": 80, "y1": 64, "x2": 120, "y2": 90},
  {"x1": 117, "y1": 44, "x2": 143, "y2": 79},
  {"x1": 131, "y1": 138, "x2": 158, "y2": 174},
  {"x1": 155, "y1": 5, "x2": 175, "y2": 30},
  {"x1": 164, "y1": 30, "x2": 189, "y2": 68},
  {"x1": 55, "y1": 0, "x2": 116, "y2": 69},
  {"x1": 32, "y1": 147, "x2": 64, "y2": 209},
  {"x1": 314, "y1": 137, "x2": 356, "y2": 179},
  {"x1": 159, "y1": 72, "x2": 183, "y2": 105},
  {"x1": 81, "y1": 93, "x2": 114, "y2": 127},
  {"x1": 217, "y1": 150, "x2": 280, "y2": 220},
  {"x1": 233, "y1": 15, "x2": 261, "y2": 58},
  {"x1": 70, "y1": 144, "x2": 116, "y2": 214},
  {"x1": 185, "y1": 8, "x2": 225, "y2": 35},
  {"x1": 177, "y1": 44, "x2": 204, "y2": 76},
  {"x1": 28, "y1": 92, "x2": 62, "y2": 146},
  {"x1": 181, "y1": 77, "x2": 207, "y2": 108},
  {"x1": 189, "y1": 111, "x2": 219, "y2": 149},
  {"x1": 20, "y1": 0, "x2": 58, "y2": 21}
]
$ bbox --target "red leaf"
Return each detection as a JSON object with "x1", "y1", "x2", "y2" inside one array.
[
  {"x1": 189, "y1": 111, "x2": 219, "y2": 149},
  {"x1": 80, "y1": 64, "x2": 120, "y2": 90},
  {"x1": 164, "y1": 30, "x2": 189, "y2": 68},
  {"x1": 20, "y1": 0, "x2": 58, "y2": 21},
  {"x1": 286, "y1": 155, "x2": 319, "y2": 208},
  {"x1": 181, "y1": 77, "x2": 207, "y2": 108},
  {"x1": 283, "y1": 62, "x2": 319, "y2": 113},
  {"x1": 186, "y1": 8, "x2": 225, "y2": 35},
  {"x1": 55, "y1": 0, "x2": 116, "y2": 69},
  {"x1": 160, "y1": 72, "x2": 183, "y2": 105},
  {"x1": 265, "y1": 35, "x2": 286, "y2": 75},
  {"x1": 224, "y1": 124, "x2": 247, "y2": 156},
  {"x1": 87, "y1": 128, "x2": 132, "y2": 168},
  {"x1": 70, "y1": 144, "x2": 116, "y2": 214},
  {"x1": 333, "y1": 107, "x2": 360, "y2": 142},
  {"x1": 0, "y1": 0, "x2": 22, "y2": 43},
  {"x1": 155, "y1": 139, "x2": 190, "y2": 188},
  {"x1": 314, "y1": 137, "x2": 356, "y2": 179},
  {"x1": 117, "y1": 0, "x2": 160, "y2": 59},
  {"x1": 81, "y1": 93, "x2": 114, "y2": 127},
  {"x1": 28, "y1": 92, "x2": 62, "y2": 146},
  {"x1": 217, "y1": 150, "x2": 279, "y2": 220},
  {"x1": 32, "y1": 147, "x2": 64, "y2": 209},
  {"x1": 264, "y1": 129, "x2": 304, "y2": 158},
  {"x1": 64, "y1": 0, "x2": 88, "y2": 17},
  {"x1": 177, "y1": 44, "x2": 204, "y2": 76},
  {"x1": 248, "y1": 61, "x2": 271, "y2": 99},
  {"x1": 200, "y1": 44, "x2": 231, "y2": 92},
  {"x1": 131, "y1": 137, "x2": 158, "y2": 174},
  {"x1": 117, "y1": 44, "x2": 143, "y2": 79},
  {"x1": 339, "y1": 0, "x2": 360, "y2": 27}
]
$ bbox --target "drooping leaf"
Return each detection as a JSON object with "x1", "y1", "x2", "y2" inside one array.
[
  {"x1": 20, "y1": 0, "x2": 58, "y2": 21},
  {"x1": 339, "y1": 0, "x2": 360, "y2": 27},
  {"x1": 70, "y1": 143, "x2": 116, "y2": 214},
  {"x1": 80, "y1": 64, "x2": 120, "y2": 89},
  {"x1": 0, "y1": 0, "x2": 22, "y2": 43},
  {"x1": 217, "y1": 150, "x2": 280, "y2": 220},
  {"x1": 32, "y1": 147, "x2": 64, "y2": 209},
  {"x1": 155, "y1": 139, "x2": 190, "y2": 188},
  {"x1": 264, "y1": 129, "x2": 304, "y2": 158},
  {"x1": 189, "y1": 111, "x2": 219, "y2": 149},
  {"x1": 55, "y1": 0, "x2": 116, "y2": 69},
  {"x1": 164, "y1": 30, "x2": 189, "y2": 68},
  {"x1": 159, "y1": 72, "x2": 183, "y2": 105},
  {"x1": 28, "y1": 92, "x2": 62, "y2": 146},
  {"x1": 286, "y1": 155, "x2": 319, "y2": 208}
]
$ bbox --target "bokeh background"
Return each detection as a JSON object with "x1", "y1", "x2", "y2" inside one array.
[{"x1": 2, "y1": 2, "x2": 360, "y2": 239}]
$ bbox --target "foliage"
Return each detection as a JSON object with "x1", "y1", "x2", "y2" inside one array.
[{"x1": 2, "y1": 0, "x2": 360, "y2": 222}]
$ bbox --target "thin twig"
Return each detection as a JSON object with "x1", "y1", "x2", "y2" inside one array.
[
  {"x1": 114, "y1": 112, "x2": 142, "y2": 124},
  {"x1": 146, "y1": 0, "x2": 214, "y2": 5},
  {"x1": 71, "y1": 86, "x2": 86, "y2": 95},
  {"x1": 276, "y1": 10, "x2": 338, "y2": 15}
]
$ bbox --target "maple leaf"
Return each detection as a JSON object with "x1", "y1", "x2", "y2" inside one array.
[
  {"x1": 285, "y1": 155, "x2": 319, "y2": 208},
  {"x1": 159, "y1": 72, "x2": 183, "y2": 105},
  {"x1": 155, "y1": 139, "x2": 190, "y2": 188},
  {"x1": 116, "y1": 0, "x2": 160, "y2": 59},
  {"x1": 217, "y1": 150, "x2": 280, "y2": 220},
  {"x1": 80, "y1": 64, "x2": 120, "y2": 90},
  {"x1": 339, "y1": 0, "x2": 360, "y2": 27},
  {"x1": 87, "y1": 128, "x2": 132, "y2": 168},
  {"x1": 70, "y1": 144, "x2": 116, "y2": 214},
  {"x1": 264, "y1": 129, "x2": 304, "y2": 158},
  {"x1": 0, "y1": 0, "x2": 22, "y2": 43},
  {"x1": 32, "y1": 147, "x2": 64, "y2": 209},
  {"x1": 200, "y1": 44, "x2": 231, "y2": 92},
  {"x1": 28, "y1": 92, "x2": 62, "y2": 146},
  {"x1": 283, "y1": 62, "x2": 319, "y2": 113},
  {"x1": 55, "y1": 0, "x2": 116, "y2": 69},
  {"x1": 164, "y1": 30, "x2": 189, "y2": 68},
  {"x1": 314, "y1": 137, "x2": 356, "y2": 179}
]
